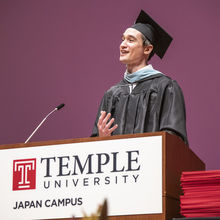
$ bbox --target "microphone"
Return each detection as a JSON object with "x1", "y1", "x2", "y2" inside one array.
[{"x1": 24, "y1": 103, "x2": 65, "y2": 144}]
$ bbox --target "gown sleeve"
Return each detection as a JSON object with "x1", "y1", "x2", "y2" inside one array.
[
  {"x1": 91, "y1": 92, "x2": 109, "y2": 137},
  {"x1": 159, "y1": 80, "x2": 188, "y2": 145}
]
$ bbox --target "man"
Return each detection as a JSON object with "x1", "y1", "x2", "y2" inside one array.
[{"x1": 91, "y1": 10, "x2": 188, "y2": 145}]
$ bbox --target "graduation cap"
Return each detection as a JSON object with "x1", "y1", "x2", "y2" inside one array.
[{"x1": 131, "y1": 10, "x2": 173, "y2": 59}]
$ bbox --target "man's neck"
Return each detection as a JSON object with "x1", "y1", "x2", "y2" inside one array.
[{"x1": 126, "y1": 63, "x2": 148, "y2": 74}]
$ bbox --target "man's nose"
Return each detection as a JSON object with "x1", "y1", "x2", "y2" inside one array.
[{"x1": 120, "y1": 40, "x2": 127, "y2": 48}]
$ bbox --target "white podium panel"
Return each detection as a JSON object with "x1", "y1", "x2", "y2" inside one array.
[{"x1": 0, "y1": 136, "x2": 162, "y2": 220}]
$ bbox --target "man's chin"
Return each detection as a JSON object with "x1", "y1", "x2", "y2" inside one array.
[{"x1": 119, "y1": 57, "x2": 129, "y2": 64}]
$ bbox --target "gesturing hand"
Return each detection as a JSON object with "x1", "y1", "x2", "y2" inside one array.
[{"x1": 98, "y1": 111, "x2": 118, "y2": 137}]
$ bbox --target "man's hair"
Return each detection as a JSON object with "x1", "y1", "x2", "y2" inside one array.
[{"x1": 141, "y1": 34, "x2": 154, "y2": 61}]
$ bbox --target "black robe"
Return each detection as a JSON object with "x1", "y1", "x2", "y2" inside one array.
[{"x1": 92, "y1": 73, "x2": 188, "y2": 145}]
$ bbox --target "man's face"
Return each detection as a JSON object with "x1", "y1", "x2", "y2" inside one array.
[{"x1": 119, "y1": 28, "x2": 146, "y2": 66}]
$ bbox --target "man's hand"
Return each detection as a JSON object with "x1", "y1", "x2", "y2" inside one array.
[{"x1": 98, "y1": 111, "x2": 118, "y2": 137}]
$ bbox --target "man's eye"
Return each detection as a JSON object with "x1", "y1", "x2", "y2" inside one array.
[{"x1": 129, "y1": 39, "x2": 134, "y2": 42}]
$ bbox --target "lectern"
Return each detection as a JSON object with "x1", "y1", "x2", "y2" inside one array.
[{"x1": 0, "y1": 132, "x2": 205, "y2": 220}]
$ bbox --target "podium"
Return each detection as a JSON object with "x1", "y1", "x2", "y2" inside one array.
[{"x1": 0, "y1": 132, "x2": 205, "y2": 220}]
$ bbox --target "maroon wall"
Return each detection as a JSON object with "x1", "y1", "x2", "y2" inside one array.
[{"x1": 1, "y1": 0, "x2": 220, "y2": 170}]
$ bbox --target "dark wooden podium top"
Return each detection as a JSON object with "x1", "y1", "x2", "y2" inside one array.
[{"x1": 0, "y1": 132, "x2": 205, "y2": 220}]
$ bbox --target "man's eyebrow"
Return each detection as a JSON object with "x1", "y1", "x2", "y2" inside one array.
[{"x1": 122, "y1": 34, "x2": 137, "y2": 40}]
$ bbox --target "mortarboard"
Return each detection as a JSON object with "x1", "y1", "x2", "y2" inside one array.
[{"x1": 131, "y1": 10, "x2": 173, "y2": 59}]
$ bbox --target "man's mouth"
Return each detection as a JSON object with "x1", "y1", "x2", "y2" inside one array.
[{"x1": 120, "y1": 50, "x2": 129, "y2": 56}]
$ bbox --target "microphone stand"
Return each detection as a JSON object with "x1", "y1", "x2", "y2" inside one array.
[{"x1": 24, "y1": 104, "x2": 65, "y2": 144}]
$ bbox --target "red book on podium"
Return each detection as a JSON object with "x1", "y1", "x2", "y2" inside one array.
[{"x1": 180, "y1": 170, "x2": 220, "y2": 217}]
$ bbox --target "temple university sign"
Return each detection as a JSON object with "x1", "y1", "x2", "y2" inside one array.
[{"x1": 0, "y1": 136, "x2": 162, "y2": 220}]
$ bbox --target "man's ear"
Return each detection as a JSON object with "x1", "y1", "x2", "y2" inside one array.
[{"x1": 144, "y1": 44, "x2": 153, "y2": 56}]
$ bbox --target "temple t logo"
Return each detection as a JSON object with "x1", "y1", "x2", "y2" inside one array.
[{"x1": 13, "y1": 158, "x2": 36, "y2": 191}]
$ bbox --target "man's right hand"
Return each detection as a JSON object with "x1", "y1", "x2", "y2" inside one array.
[{"x1": 97, "y1": 111, "x2": 118, "y2": 137}]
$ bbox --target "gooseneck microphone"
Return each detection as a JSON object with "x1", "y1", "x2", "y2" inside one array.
[{"x1": 24, "y1": 103, "x2": 65, "y2": 144}]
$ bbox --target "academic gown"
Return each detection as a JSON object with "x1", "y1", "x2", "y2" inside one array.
[{"x1": 92, "y1": 73, "x2": 188, "y2": 145}]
